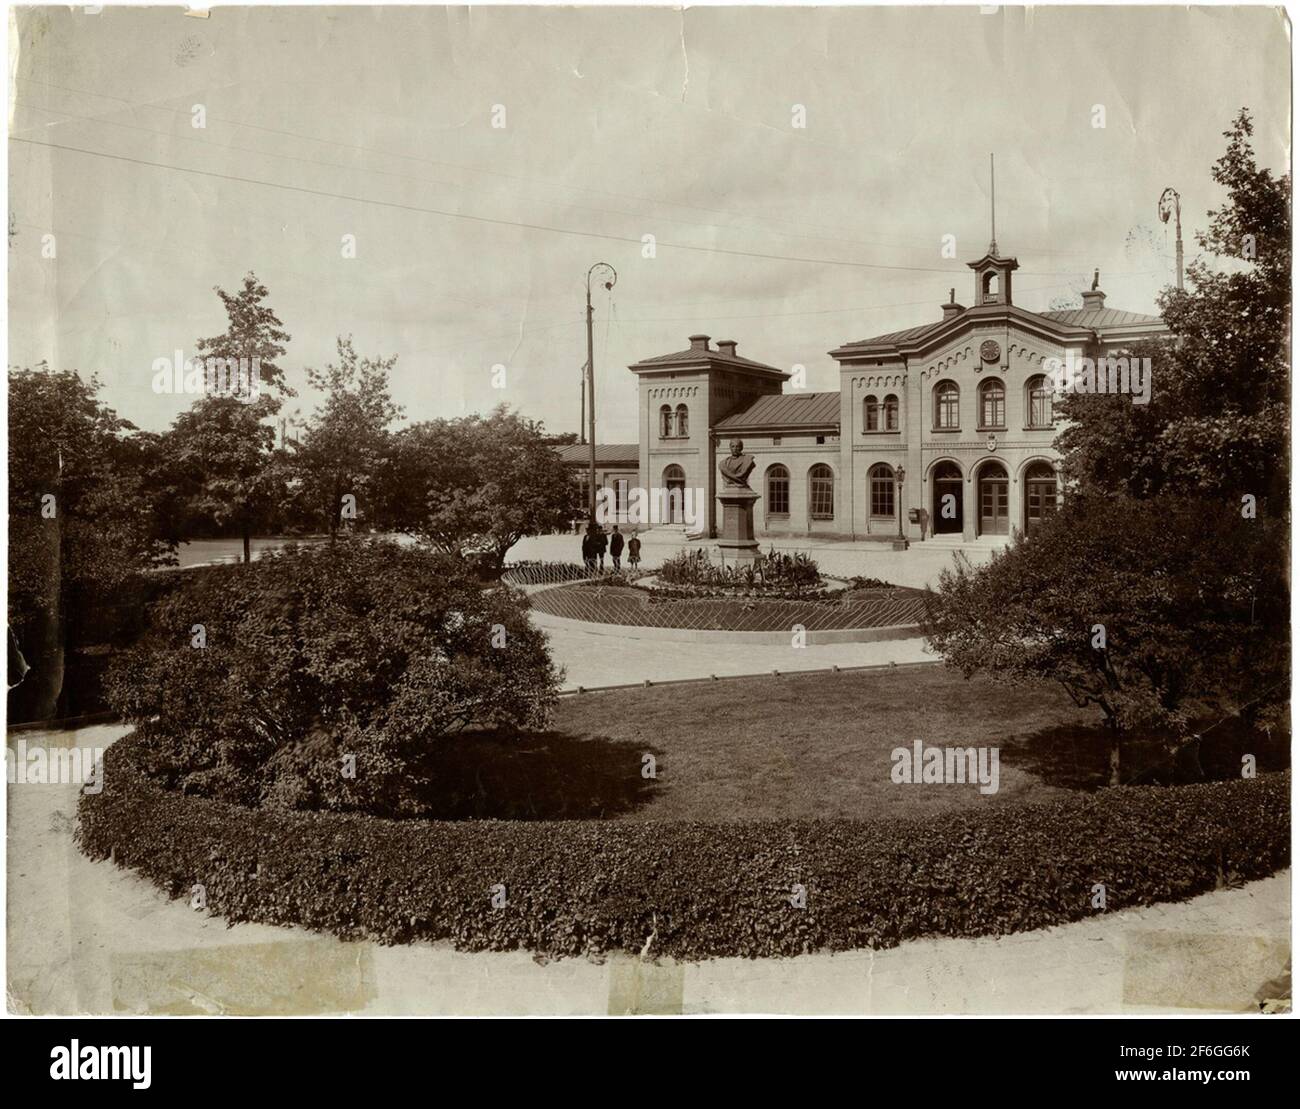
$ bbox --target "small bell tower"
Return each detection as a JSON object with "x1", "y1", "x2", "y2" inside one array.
[{"x1": 966, "y1": 153, "x2": 1018, "y2": 306}]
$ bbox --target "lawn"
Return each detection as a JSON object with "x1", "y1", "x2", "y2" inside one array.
[
  {"x1": 553, "y1": 666, "x2": 1095, "y2": 821},
  {"x1": 403, "y1": 666, "x2": 1128, "y2": 822},
  {"x1": 411, "y1": 666, "x2": 1287, "y2": 823}
]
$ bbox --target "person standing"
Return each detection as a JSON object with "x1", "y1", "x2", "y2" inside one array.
[
  {"x1": 609, "y1": 526, "x2": 625, "y2": 571},
  {"x1": 581, "y1": 526, "x2": 597, "y2": 572},
  {"x1": 594, "y1": 526, "x2": 609, "y2": 570},
  {"x1": 627, "y1": 531, "x2": 642, "y2": 571}
]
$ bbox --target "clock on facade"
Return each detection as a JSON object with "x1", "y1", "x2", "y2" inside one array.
[{"x1": 979, "y1": 339, "x2": 1001, "y2": 363}]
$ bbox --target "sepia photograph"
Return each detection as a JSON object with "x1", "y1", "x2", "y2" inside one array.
[{"x1": 1, "y1": 0, "x2": 1294, "y2": 1060}]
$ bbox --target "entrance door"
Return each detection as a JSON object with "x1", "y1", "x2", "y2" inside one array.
[
  {"x1": 978, "y1": 465, "x2": 1009, "y2": 535},
  {"x1": 931, "y1": 463, "x2": 963, "y2": 534},
  {"x1": 1024, "y1": 463, "x2": 1057, "y2": 535},
  {"x1": 663, "y1": 465, "x2": 686, "y2": 524}
]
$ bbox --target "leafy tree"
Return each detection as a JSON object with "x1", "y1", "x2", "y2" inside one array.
[
  {"x1": 292, "y1": 336, "x2": 402, "y2": 540},
  {"x1": 1057, "y1": 110, "x2": 1290, "y2": 505},
  {"x1": 194, "y1": 271, "x2": 293, "y2": 395},
  {"x1": 923, "y1": 496, "x2": 1288, "y2": 785},
  {"x1": 382, "y1": 405, "x2": 579, "y2": 574},
  {"x1": 106, "y1": 540, "x2": 560, "y2": 815},
  {"x1": 7, "y1": 366, "x2": 175, "y2": 718},
  {"x1": 167, "y1": 394, "x2": 286, "y2": 563}
]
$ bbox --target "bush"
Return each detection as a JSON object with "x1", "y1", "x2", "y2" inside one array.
[
  {"x1": 104, "y1": 539, "x2": 560, "y2": 814},
  {"x1": 657, "y1": 547, "x2": 821, "y2": 592},
  {"x1": 78, "y1": 729, "x2": 1289, "y2": 960}
]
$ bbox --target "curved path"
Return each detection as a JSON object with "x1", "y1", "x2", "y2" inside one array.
[{"x1": 8, "y1": 724, "x2": 1290, "y2": 1015}]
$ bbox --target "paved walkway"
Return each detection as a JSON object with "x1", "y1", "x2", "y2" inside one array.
[
  {"x1": 177, "y1": 530, "x2": 1000, "y2": 591},
  {"x1": 7, "y1": 725, "x2": 1290, "y2": 1015}
]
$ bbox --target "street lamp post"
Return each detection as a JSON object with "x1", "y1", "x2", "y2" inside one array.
[
  {"x1": 585, "y1": 263, "x2": 617, "y2": 523},
  {"x1": 1158, "y1": 187, "x2": 1183, "y2": 291},
  {"x1": 894, "y1": 465, "x2": 908, "y2": 550}
]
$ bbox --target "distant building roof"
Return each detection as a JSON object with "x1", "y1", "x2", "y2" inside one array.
[
  {"x1": 629, "y1": 334, "x2": 789, "y2": 380},
  {"x1": 714, "y1": 391, "x2": 840, "y2": 432},
  {"x1": 554, "y1": 443, "x2": 639, "y2": 467}
]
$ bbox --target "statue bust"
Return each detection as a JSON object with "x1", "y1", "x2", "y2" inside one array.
[{"x1": 719, "y1": 438, "x2": 756, "y2": 489}]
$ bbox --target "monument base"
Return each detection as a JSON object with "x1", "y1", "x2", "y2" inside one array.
[{"x1": 716, "y1": 487, "x2": 761, "y2": 563}]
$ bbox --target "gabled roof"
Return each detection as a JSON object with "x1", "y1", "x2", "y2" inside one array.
[
  {"x1": 829, "y1": 299, "x2": 1163, "y2": 360},
  {"x1": 1037, "y1": 306, "x2": 1163, "y2": 329},
  {"x1": 714, "y1": 391, "x2": 840, "y2": 432},
  {"x1": 555, "y1": 443, "x2": 639, "y2": 466},
  {"x1": 629, "y1": 335, "x2": 789, "y2": 381}
]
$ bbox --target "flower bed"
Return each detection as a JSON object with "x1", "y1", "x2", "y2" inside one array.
[{"x1": 77, "y1": 730, "x2": 1290, "y2": 959}]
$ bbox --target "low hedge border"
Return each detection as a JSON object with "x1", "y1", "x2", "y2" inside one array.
[{"x1": 77, "y1": 731, "x2": 1289, "y2": 960}]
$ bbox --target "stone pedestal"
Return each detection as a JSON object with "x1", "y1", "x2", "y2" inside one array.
[{"x1": 716, "y1": 487, "x2": 761, "y2": 562}]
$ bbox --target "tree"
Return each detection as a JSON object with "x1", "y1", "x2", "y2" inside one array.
[
  {"x1": 195, "y1": 272, "x2": 293, "y2": 395},
  {"x1": 1057, "y1": 110, "x2": 1290, "y2": 505},
  {"x1": 292, "y1": 336, "x2": 402, "y2": 539},
  {"x1": 106, "y1": 540, "x2": 560, "y2": 815},
  {"x1": 383, "y1": 405, "x2": 579, "y2": 574},
  {"x1": 7, "y1": 366, "x2": 175, "y2": 718},
  {"x1": 923, "y1": 496, "x2": 1288, "y2": 785},
  {"x1": 167, "y1": 394, "x2": 286, "y2": 564}
]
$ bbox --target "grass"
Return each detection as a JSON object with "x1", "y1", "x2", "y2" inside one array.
[
  {"x1": 551, "y1": 666, "x2": 1095, "y2": 822},
  {"x1": 416, "y1": 667, "x2": 1287, "y2": 823}
]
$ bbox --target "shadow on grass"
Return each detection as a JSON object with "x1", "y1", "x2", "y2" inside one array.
[
  {"x1": 401, "y1": 728, "x2": 664, "y2": 821},
  {"x1": 1001, "y1": 717, "x2": 1291, "y2": 791}
]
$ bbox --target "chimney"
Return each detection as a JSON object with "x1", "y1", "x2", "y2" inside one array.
[
  {"x1": 941, "y1": 287, "x2": 964, "y2": 321},
  {"x1": 688, "y1": 334, "x2": 711, "y2": 352},
  {"x1": 716, "y1": 339, "x2": 737, "y2": 357},
  {"x1": 1080, "y1": 269, "x2": 1106, "y2": 311}
]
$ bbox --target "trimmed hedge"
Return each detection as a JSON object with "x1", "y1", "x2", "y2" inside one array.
[{"x1": 78, "y1": 730, "x2": 1289, "y2": 959}]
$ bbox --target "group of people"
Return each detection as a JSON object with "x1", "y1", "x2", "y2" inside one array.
[{"x1": 582, "y1": 524, "x2": 640, "y2": 573}]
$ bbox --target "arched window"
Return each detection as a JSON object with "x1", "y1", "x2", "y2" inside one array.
[
  {"x1": 978, "y1": 378, "x2": 1005, "y2": 429},
  {"x1": 869, "y1": 463, "x2": 895, "y2": 518},
  {"x1": 863, "y1": 394, "x2": 879, "y2": 432},
  {"x1": 1026, "y1": 374, "x2": 1053, "y2": 428},
  {"x1": 808, "y1": 464, "x2": 834, "y2": 520},
  {"x1": 933, "y1": 381, "x2": 959, "y2": 429},
  {"x1": 982, "y1": 271, "x2": 999, "y2": 301},
  {"x1": 675, "y1": 404, "x2": 689, "y2": 438},
  {"x1": 658, "y1": 404, "x2": 672, "y2": 438},
  {"x1": 883, "y1": 394, "x2": 899, "y2": 431},
  {"x1": 766, "y1": 464, "x2": 790, "y2": 516}
]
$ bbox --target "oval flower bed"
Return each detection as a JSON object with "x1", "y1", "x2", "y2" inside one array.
[
  {"x1": 77, "y1": 731, "x2": 1289, "y2": 960},
  {"x1": 527, "y1": 580, "x2": 926, "y2": 631}
]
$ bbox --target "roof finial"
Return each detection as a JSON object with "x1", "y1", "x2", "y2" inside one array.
[
  {"x1": 949, "y1": 287, "x2": 955, "y2": 304},
  {"x1": 988, "y1": 153, "x2": 998, "y2": 255},
  {"x1": 1091, "y1": 268, "x2": 1100, "y2": 291}
]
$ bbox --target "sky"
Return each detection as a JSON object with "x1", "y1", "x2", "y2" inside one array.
[{"x1": 6, "y1": 4, "x2": 1291, "y2": 442}]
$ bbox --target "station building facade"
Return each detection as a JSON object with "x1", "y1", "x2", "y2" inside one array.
[{"x1": 623, "y1": 243, "x2": 1167, "y2": 543}]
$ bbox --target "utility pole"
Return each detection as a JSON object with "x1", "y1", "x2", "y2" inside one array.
[
  {"x1": 579, "y1": 362, "x2": 586, "y2": 445},
  {"x1": 1158, "y1": 187, "x2": 1184, "y2": 291},
  {"x1": 584, "y1": 263, "x2": 617, "y2": 523}
]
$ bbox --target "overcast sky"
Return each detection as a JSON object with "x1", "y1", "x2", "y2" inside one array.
[{"x1": 8, "y1": 4, "x2": 1290, "y2": 442}]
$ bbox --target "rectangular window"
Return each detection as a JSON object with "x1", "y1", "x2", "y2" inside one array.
[
  {"x1": 809, "y1": 475, "x2": 834, "y2": 519},
  {"x1": 980, "y1": 391, "x2": 1005, "y2": 429},
  {"x1": 1029, "y1": 388, "x2": 1052, "y2": 427},
  {"x1": 768, "y1": 476, "x2": 789, "y2": 515},
  {"x1": 871, "y1": 476, "x2": 895, "y2": 517},
  {"x1": 614, "y1": 478, "x2": 628, "y2": 513},
  {"x1": 936, "y1": 390, "x2": 959, "y2": 429}
]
